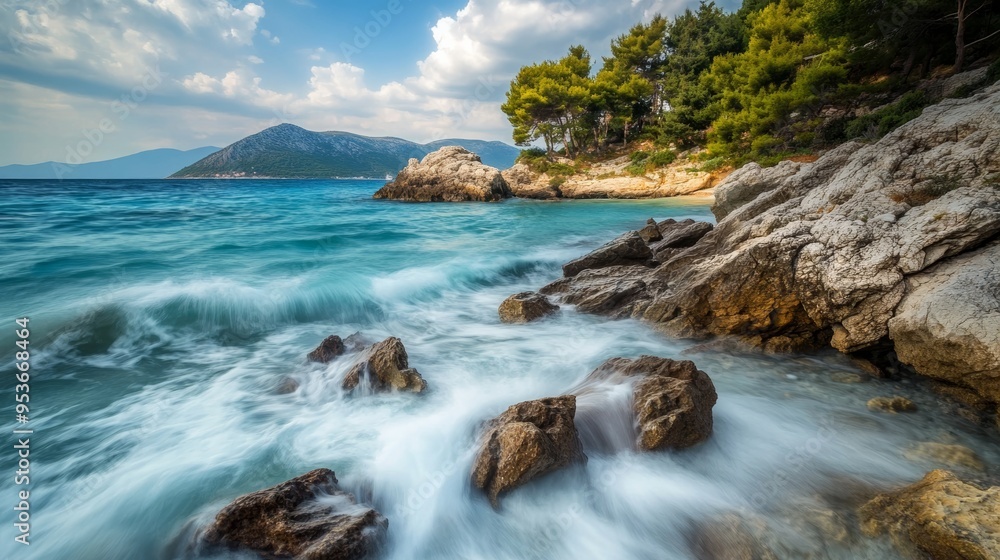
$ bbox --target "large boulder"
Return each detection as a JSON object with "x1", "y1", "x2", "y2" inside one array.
[
  {"x1": 471, "y1": 395, "x2": 585, "y2": 507},
  {"x1": 586, "y1": 356, "x2": 717, "y2": 450},
  {"x1": 888, "y1": 240, "x2": 1000, "y2": 402},
  {"x1": 860, "y1": 470, "x2": 1000, "y2": 559},
  {"x1": 203, "y1": 468, "x2": 387, "y2": 560},
  {"x1": 562, "y1": 231, "x2": 655, "y2": 277},
  {"x1": 498, "y1": 292, "x2": 559, "y2": 323},
  {"x1": 373, "y1": 146, "x2": 512, "y2": 202},
  {"x1": 343, "y1": 337, "x2": 427, "y2": 393}
]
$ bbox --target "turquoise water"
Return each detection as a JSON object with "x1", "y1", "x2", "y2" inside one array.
[{"x1": 0, "y1": 179, "x2": 995, "y2": 559}]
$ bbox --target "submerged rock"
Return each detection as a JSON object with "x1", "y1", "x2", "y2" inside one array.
[
  {"x1": 373, "y1": 146, "x2": 512, "y2": 202},
  {"x1": 498, "y1": 292, "x2": 559, "y2": 323},
  {"x1": 343, "y1": 337, "x2": 427, "y2": 393},
  {"x1": 867, "y1": 396, "x2": 917, "y2": 413},
  {"x1": 586, "y1": 356, "x2": 717, "y2": 450},
  {"x1": 562, "y1": 231, "x2": 655, "y2": 277},
  {"x1": 904, "y1": 442, "x2": 985, "y2": 472},
  {"x1": 471, "y1": 395, "x2": 585, "y2": 507},
  {"x1": 308, "y1": 335, "x2": 346, "y2": 363},
  {"x1": 860, "y1": 469, "x2": 1000, "y2": 559},
  {"x1": 203, "y1": 468, "x2": 387, "y2": 560}
]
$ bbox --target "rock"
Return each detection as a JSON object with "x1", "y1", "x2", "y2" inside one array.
[
  {"x1": 586, "y1": 356, "x2": 717, "y2": 450},
  {"x1": 373, "y1": 146, "x2": 512, "y2": 202},
  {"x1": 343, "y1": 332, "x2": 371, "y2": 353},
  {"x1": 867, "y1": 396, "x2": 917, "y2": 413},
  {"x1": 651, "y1": 219, "x2": 714, "y2": 252},
  {"x1": 498, "y1": 292, "x2": 559, "y2": 323},
  {"x1": 831, "y1": 372, "x2": 865, "y2": 384},
  {"x1": 689, "y1": 513, "x2": 778, "y2": 560},
  {"x1": 888, "y1": 241, "x2": 1000, "y2": 403},
  {"x1": 528, "y1": 84, "x2": 1000, "y2": 402},
  {"x1": 904, "y1": 442, "x2": 985, "y2": 472},
  {"x1": 711, "y1": 160, "x2": 802, "y2": 221},
  {"x1": 203, "y1": 468, "x2": 387, "y2": 560},
  {"x1": 343, "y1": 337, "x2": 427, "y2": 393},
  {"x1": 541, "y1": 265, "x2": 652, "y2": 317},
  {"x1": 471, "y1": 395, "x2": 585, "y2": 507},
  {"x1": 859, "y1": 470, "x2": 1000, "y2": 559},
  {"x1": 276, "y1": 377, "x2": 300, "y2": 394},
  {"x1": 638, "y1": 219, "x2": 663, "y2": 242},
  {"x1": 501, "y1": 163, "x2": 561, "y2": 199},
  {"x1": 308, "y1": 335, "x2": 346, "y2": 363},
  {"x1": 562, "y1": 231, "x2": 654, "y2": 278}
]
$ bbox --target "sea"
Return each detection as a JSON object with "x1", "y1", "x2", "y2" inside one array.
[{"x1": 1, "y1": 179, "x2": 996, "y2": 559}]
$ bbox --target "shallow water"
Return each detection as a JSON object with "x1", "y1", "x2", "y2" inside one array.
[{"x1": 0, "y1": 179, "x2": 996, "y2": 559}]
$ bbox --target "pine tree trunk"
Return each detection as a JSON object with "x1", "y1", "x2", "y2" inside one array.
[{"x1": 954, "y1": 0, "x2": 967, "y2": 73}]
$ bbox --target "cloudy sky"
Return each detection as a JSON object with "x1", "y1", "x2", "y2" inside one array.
[{"x1": 0, "y1": 0, "x2": 737, "y2": 166}]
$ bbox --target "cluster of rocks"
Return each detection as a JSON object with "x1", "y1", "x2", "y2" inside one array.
[{"x1": 205, "y1": 330, "x2": 719, "y2": 556}]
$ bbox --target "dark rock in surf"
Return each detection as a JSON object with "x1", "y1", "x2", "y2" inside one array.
[
  {"x1": 471, "y1": 395, "x2": 585, "y2": 508},
  {"x1": 308, "y1": 335, "x2": 346, "y2": 363},
  {"x1": 638, "y1": 219, "x2": 663, "y2": 243},
  {"x1": 343, "y1": 337, "x2": 427, "y2": 393},
  {"x1": 586, "y1": 356, "x2": 717, "y2": 450},
  {"x1": 561, "y1": 231, "x2": 654, "y2": 278},
  {"x1": 498, "y1": 292, "x2": 559, "y2": 323},
  {"x1": 276, "y1": 377, "x2": 300, "y2": 394},
  {"x1": 203, "y1": 468, "x2": 387, "y2": 560}
]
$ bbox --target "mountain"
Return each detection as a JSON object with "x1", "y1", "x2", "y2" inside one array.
[
  {"x1": 169, "y1": 124, "x2": 520, "y2": 178},
  {"x1": 0, "y1": 147, "x2": 220, "y2": 179}
]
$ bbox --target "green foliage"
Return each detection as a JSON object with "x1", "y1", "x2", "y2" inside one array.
[
  {"x1": 517, "y1": 149, "x2": 577, "y2": 177},
  {"x1": 843, "y1": 90, "x2": 928, "y2": 140},
  {"x1": 625, "y1": 149, "x2": 677, "y2": 175}
]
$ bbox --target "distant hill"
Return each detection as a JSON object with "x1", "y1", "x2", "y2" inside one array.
[
  {"x1": 0, "y1": 147, "x2": 220, "y2": 179},
  {"x1": 169, "y1": 124, "x2": 520, "y2": 178}
]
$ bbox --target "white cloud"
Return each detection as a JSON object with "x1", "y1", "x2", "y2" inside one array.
[{"x1": 247, "y1": 55, "x2": 264, "y2": 64}]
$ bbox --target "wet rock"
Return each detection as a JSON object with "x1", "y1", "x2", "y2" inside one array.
[
  {"x1": 638, "y1": 219, "x2": 663, "y2": 243},
  {"x1": 561, "y1": 231, "x2": 654, "y2": 278},
  {"x1": 689, "y1": 513, "x2": 778, "y2": 560},
  {"x1": 541, "y1": 265, "x2": 652, "y2": 317},
  {"x1": 867, "y1": 396, "x2": 917, "y2": 413},
  {"x1": 860, "y1": 470, "x2": 1000, "y2": 559},
  {"x1": 343, "y1": 337, "x2": 427, "y2": 393},
  {"x1": 276, "y1": 377, "x2": 300, "y2": 394},
  {"x1": 471, "y1": 395, "x2": 585, "y2": 507},
  {"x1": 587, "y1": 356, "x2": 718, "y2": 450},
  {"x1": 204, "y1": 468, "x2": 387, "y2": 560},
  {"x1": 904, "y1": 442, "x2": 985, "y2": 472},
  {"x1": 343, "y1": 332, "x2": 371, "y2": 353},
  {"x1": 831, "y1": 372, "x2": 865, "y2": 384},
  {"x1": 373, "y1": 146, "x2": 512, "y2": 202},
  {"x1": 308, "y1": 335, "x2": 346, "y2": 363},
  {"x1": 498, "y1": 292, "x2": 559, "y2": 324}
]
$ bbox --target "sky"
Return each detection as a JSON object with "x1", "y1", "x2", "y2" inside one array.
[{"x1": 0, "y1": 0, "x2": 739, "y2": 166}]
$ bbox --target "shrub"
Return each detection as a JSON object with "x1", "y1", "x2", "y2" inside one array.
[{"x1": 844, "y1": 91, "x2": 929, "y2": 140}]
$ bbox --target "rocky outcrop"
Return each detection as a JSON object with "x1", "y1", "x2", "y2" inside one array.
[
  {"x1": 562, "y1": 231, "x2": 655, "y2": 277},
  {"x1": 471, "y1": 395, "x2": 585, "y2": 507},
  {"x1": 374, "y1": 146, "x2": 512, "y2": 202},
  {"x1": 204, "y1": 468, "x2": 387, "y2": 560},
  {"x1": 498, "y1": 292, "x2": 559, "y2": 323},
  {"x1": 888, "y1": 241, "x2": 1000, "y2": 402},
  {"x1": 525, "y1": 84, "x2": 1000, "y2": 401},
  {"x1": 586, "y1": 356, "x2": 717, "y2": 450},
  {"x1": 343, "y1": 337, "x2": 427, "y2": 393},
  {"x1": 501, "y1": 156, "x2": 722, "y2": 200},
  {"x1": 308, "y1": 335, "x2": 346, "y2": 363},
  {"x1": 860, "y1": 470, "x2": 1000, "y2": 559}
]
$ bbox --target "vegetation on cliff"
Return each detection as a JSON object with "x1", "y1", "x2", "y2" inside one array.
[{"x1": 501, "y1": 0, "x2": 999, "y2": 166}]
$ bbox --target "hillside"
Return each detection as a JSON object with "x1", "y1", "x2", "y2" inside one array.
[
  {"x1": 0, "y1": 147, "x2": 220, "y2": 179},
  {"x1": 170, "y1": 124, "x2": 519, "y2": 178}
]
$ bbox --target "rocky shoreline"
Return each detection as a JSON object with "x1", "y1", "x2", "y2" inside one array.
[{"x1": 199, "y1": 85, "x2": 999, "y2": 560}]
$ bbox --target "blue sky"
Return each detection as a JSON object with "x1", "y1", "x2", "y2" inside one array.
[{"x1": 0, "y1": 0, "x2": 738, "y2": 166}]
